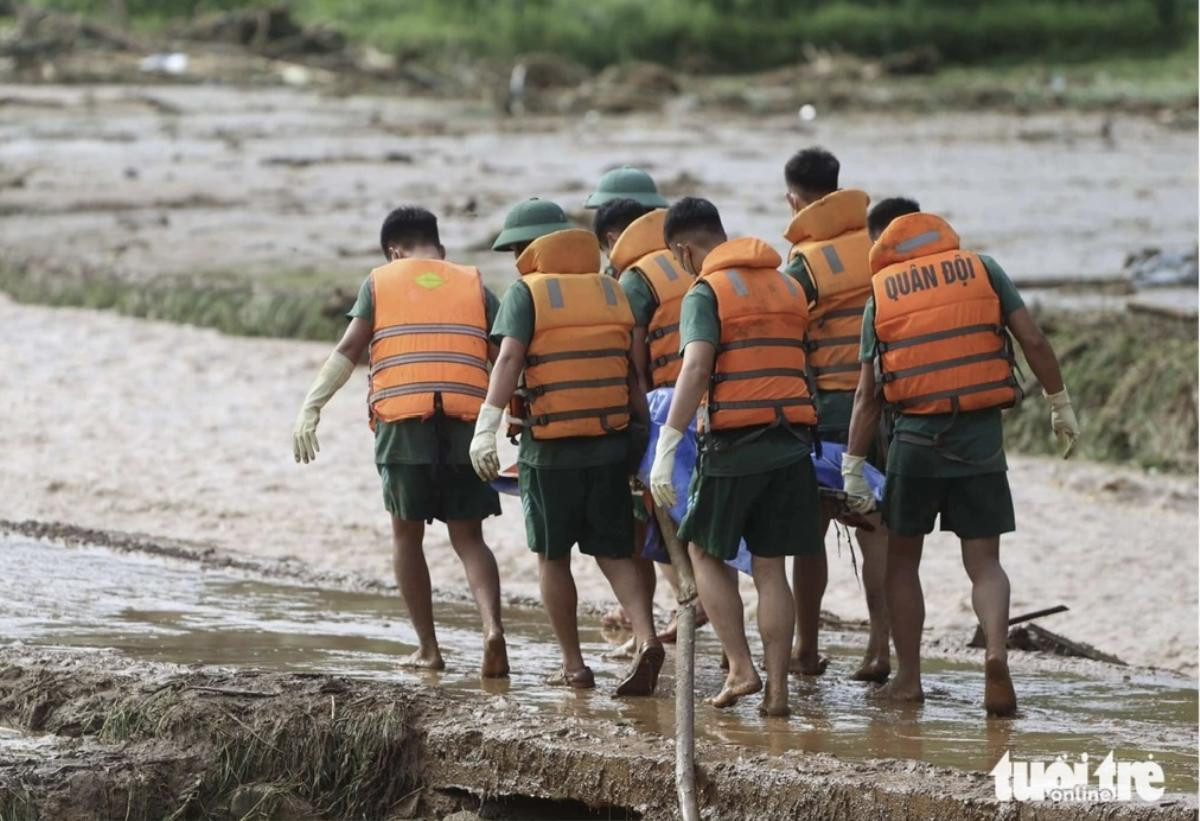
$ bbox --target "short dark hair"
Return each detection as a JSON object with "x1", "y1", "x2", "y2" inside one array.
[
  {"x1": 784, "y1": 147, "x2": 839, "y2": 195},
  {"x1": 663, "y1": 197, "x2": 725, "y2": 245},
  {"x1": 867, "y1": 197, "x2": 921, "y2": 238},
  {"x1": 593, "y1": 197, "x2": 654, "y2": 244},
  {"x1": 379, "y1": 206, "x2": 440, "y2": 256}
]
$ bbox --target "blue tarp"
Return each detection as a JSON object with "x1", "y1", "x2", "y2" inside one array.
[{"x1": 493, "y1": 387, "x2": 885, "y2": 576}]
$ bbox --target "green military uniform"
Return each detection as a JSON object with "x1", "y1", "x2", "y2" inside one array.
[
  {"x1": 618, "y1": 270, "x2": 658, "y2": 526},
  {"x1": 349, "y1": 277, "x2": 503, "y2": 523},
  {"x1": 859, "y1": 255, "x2": 1023, "y2": 539},
  {"x1": 673, "y1": 281, "x2": 823, "y2": 561},
  {"x1": 491, "y1": 280, "x2": 633, "y2": 560}
]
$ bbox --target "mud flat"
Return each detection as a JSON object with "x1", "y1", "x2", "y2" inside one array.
[{"x1": 0, "y1": 533, "x2": 1195, "y2": 819}]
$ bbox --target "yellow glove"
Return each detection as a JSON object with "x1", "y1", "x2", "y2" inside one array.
[
  {"x1": 470, "y1": 403, "x2": 504, "y2": 482},
  {"x1": 841, "y1": 453, "x2": 875, "y2": 514},
  {"x1": 293, "y1": 351, "x2": 354, "y2": 464},
  {"x1": 649, "y1": 425, "x2": 684, "y2": 509},
  {"x1": 1045, "y1": 387, "x2": 1080, "y2": 459}
]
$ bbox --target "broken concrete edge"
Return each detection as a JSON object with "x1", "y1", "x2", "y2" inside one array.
[
  {"x1": 0, "y1": 646, "x2": 1192, "y2": 821},
  {"x1": 2, "y1": 517, "x2": 1186, "y2": 685}
]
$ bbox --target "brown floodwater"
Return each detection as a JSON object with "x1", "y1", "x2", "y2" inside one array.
[{"x1": 2, "y1": 537, "x2": 1196, "y2": 796}]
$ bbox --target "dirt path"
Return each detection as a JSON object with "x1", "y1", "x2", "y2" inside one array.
[{"x1": 2, "y1": 294, "x2": 1195, "y2": 674}]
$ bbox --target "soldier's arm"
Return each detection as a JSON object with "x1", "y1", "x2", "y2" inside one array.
[
  {"x1": 665, "y1": 341, "x2": 715, "y2": 433},
  {"x1": 334, "y1": 317, "x2": 372, "y2": 363},
  {"x1": 627, "y1": 362, "x2": 650, "y2": 425},
  {"x1": 1007, "y1": 307, "x2": 1065, "y2": 395},
  {"x1": 630, "y1": 326, "x2": 651, "y2": 396},
  {"x1": 483, "y1": 335, "x2": 526, "y2": 409},
  {"x1": 846, "y1": 362, "x2": 881, "y2": 458}
]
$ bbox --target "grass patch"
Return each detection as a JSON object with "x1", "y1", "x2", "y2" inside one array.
[
  {"x1": 0, "y1": 265, "x2": 350, "y2": 342},
  {"x1": 21, "y1": 0, "x2": 1198, "y2": 74},
  {"x1": 1005, "y1": 308, "x2": 1198, "y2": 472}
]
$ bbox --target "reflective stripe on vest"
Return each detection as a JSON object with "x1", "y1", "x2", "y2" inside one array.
[
  {"x1": 870, "y1": 222, "x2": 1019, "y2": 415},
  {"x1": 695, "y1": 266, "x2": 818, "y2": 434},
  {"x1": 634, "y1": 250, "x2": 691, "y2": 389},
  {"x1": 513, "y1": 272, "x2": 634, "y2": 439},
  {"x1": 790, "y1": 227, "x2": 873, "y2": 394},
  {"x1": 368, "y1": 259, "x2": 490, "y2": 425}
]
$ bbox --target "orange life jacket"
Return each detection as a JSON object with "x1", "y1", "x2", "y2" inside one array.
[
  {"x1": 785, "y1": 189, "x2": 872, "y2": 393},
  {"x1": 609, "y1": 209, "x2": 691, "y2": 389},
  {"x1": 509, "y1": 229, "x2": 634, "y2": 440},
  {"x1": 869, "y1": 213, "x2": 1020, "y2": 415},
  {"x1": 694, "y1": 237, "x2": 818, "y2": 434},
  {"x1": 368, "y1": 258, "x2": 489, "y2": 425}
]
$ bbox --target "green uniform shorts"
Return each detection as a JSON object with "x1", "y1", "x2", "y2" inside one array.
[
  {"x1": 378, "y1": 463, "x2": 501, "y2": 523},
  {"x1": 519, "y1": 462, "x2": 634, "y2": 561},
  {"x1": 882, "y1": 471, "x2": 1015, "y2": 539},
  {"x1": 677, "y1": 459, "x2": 823, "y2": 561}
]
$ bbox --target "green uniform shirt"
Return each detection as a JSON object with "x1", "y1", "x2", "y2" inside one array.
[
  {"x1": 618, "y1": 269, "x2": 658, "y2": 327},
  {"x1": 859, "y1": 255, "x2": 1025, "y2": 477},
  {"x1": 784, "y1": 254, "x2": 854, "y2": 436},
  {"x1": 678, "y1": 281, "x2": 812, "y2": 477},
  {"x1": 348, "y1": 275, "x2": 500, "y2": 465},
  {"x1": 490, "y1": 280, "x2": 629, "y2": 469}
]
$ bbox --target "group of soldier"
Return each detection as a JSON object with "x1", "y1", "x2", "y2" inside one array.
[{"x1": 291, "y1": 147, "x2": 1080, "y2": 719}]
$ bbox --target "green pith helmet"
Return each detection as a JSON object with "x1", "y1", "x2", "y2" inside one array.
[
  {"x1": 492, "y1": 198, "x2": 574, "y2": 251},
  {"x1": 584, "y1": 166, "x2": 669, "y2": 209}
]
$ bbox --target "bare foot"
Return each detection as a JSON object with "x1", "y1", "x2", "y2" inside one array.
[
  {"x1": 869, "y1": 676, "x2": 924, "y2": 704},
  {"x1": 601, "y1": 606, "x2": 632, "y2": 631},
  {"x1": 615, "y1": 642, "x2": 665, "y2": 697},
  {"x1": 400, "y1": 647, "x2": 444, "y2": 671},
  {"x1": 603, "y1": 636, "x2": 637, "y2": 660},
  {"x1": 656, "y1": 604, "x2": 709, "y2": 644},
  {"x1": 546, "y1": 665, "x2": 595, "y2": 689},
  {"x1": 850, "y1": 658, "x2": 891, "y2": 684},
  {"x1": 709, "y1": 671, "x2": 762, "y2": 708},
  {"x1": 481, "y1": 633, "x2": 509, "y2": 679},
  {"x1": 789, "y1": 652, "x2": 829, "y2": 676},
  {"x1": 984, "y1": 656, "x2": 1017, "y2": 717},
  {"x1": 757, "y1": 682, "x2": 790, "y2": 717}
]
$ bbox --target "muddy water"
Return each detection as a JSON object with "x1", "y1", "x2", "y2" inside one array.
[{"x1": 2, "y1": 537, "x2": 1196, "y2": 796}]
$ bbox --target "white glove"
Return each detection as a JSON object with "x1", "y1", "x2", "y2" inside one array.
[
  {"x1": 470, "y1": 403, "x2": 504, "y2": 482},
  {"x1": 649, "y1": 425, "x2": 684, "y2": 509},
  {"x1": 293, "y1": 351, "x2": 355, "y2": 464},
  {"x1": 841, "y1": 453, "x2": 875, "y2": 514},
  {"x1": 1045, "y1": 387, "x2": 1079, "y2": 459}
]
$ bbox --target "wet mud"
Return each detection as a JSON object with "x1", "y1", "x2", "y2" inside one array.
[{"x1": 0, "y1": 532, "x2": 1195, "y2": 819}]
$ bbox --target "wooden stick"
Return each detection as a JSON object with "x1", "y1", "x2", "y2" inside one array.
[{"x1": 653, "y1": 505, "x2": 699, "y2": 821}]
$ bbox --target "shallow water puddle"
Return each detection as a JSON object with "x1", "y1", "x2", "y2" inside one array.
[{"x1": 2, "y1": 537, "x2": 1196, "y2": 795}]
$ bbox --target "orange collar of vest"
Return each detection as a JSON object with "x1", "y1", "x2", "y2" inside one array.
[
  {"x1": 609, "y1": 209, "x2": 667, "y2": 274},
  {"x1": 700, "y1": 236, "x2": 782, "y2": 277},
  {"x1": 783, "y1": 189, "x2": 870, "y2": 245},
  {"x1": 869, "y1": 213, "x2": 961, "y2": 274},
  {"x1": 517, "y1": 229, "x2": 602, "y2": 275}
]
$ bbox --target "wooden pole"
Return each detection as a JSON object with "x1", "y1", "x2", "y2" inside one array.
[{"x1": 652, "y1": 505, "x2": 700, "y2": 821}]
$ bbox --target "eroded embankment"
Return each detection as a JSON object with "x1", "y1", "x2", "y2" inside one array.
[{"x1": 0, "y1": 649, "x2": 1192, "y2": 821}]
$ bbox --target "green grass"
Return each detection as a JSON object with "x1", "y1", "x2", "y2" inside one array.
[
  {"x1": 1004, "y1": 309, "x2": 1198, "y2": 472},
  {"x1": 19, "y1": 0, "x2": 1198, "y2": 74}
]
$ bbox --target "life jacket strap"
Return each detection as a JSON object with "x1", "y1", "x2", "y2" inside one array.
[
  {"x1": 372, "y1": 323, "x2": 488, "y2": 344},
  {"x1": 370, "y1": 351, "x2": 489, "y2": 376},
  {"x1": 879, "y1": 349, "x2": 1013, "y2": 384},
  {"x1": 708, "y1": 396, "x2": 814, "y2": 412},
  {"x1": 509, "y1": 405, "x2": 630, "y2": 428},
  {"x1": 811, "y1": 362, "x2": 862, "y2": 377},
  {"x1": 816, "y1": 306, "x2": 866, "y2": 323},
  {"x1": 717, "y1": 337, "x2": 806, "y2": 353},
  {"x1": 876, "y1": 323, "x2": 1002, "y2": 354},
  {"x1": 711, "y1": 367, "x2": 809, "y2": 384},
  {"x1": 370, "y1": 381, "x2": 488, "y2": 404},
  {"x1": 516, "y1": 375, "x2": 628, "y2": 398},
  {"x1": 525, "y1": 347, "x2": 628, "y2": 366},
  {"x1": 805, "y1": 334, "x2": 861, "y2": 351},
  {"x1": 700, "y1": 406, "x2": 814, "y2": 453},
  {"x1": 651, "y1": 352, "x2": 683, "y2": 370},
  {"x1": 647, "y1": 322, "x2": 680, "y2": 341},
  {"x1": 890, "y1": 377, "x2": 1021, "y2": 410}
]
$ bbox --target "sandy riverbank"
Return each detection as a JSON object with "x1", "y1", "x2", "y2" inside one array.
[{"x1": 2, "y1": 294, "x2": 1195, "y2": 675}]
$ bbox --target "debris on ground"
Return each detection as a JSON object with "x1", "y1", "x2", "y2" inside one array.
[{"x1": 1125, "y1": 246, "x2": 1199, "y2": 288}]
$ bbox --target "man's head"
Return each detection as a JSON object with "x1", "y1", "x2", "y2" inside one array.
[
  {"x1": 784, "y1": 147, "x2": 839, "y2": 213},
  {"x1": 584, "y1": 166, "x2": 669, "y2": 209},
  {"x1": 492, "y1": 198, "x2": 574, "y2": 258},
  {"x1": 593, "y1": 197, "x2": 655, "y2": 254},
  {"x1": 379, "y1": 206, "x2": 445, "y2": 260},
  {"x1": 663, "y1": 197, "x2": 727, "y2": 278},
  {"x1": 867, "y1": 196, "x2": 921, "y2": 241}
]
